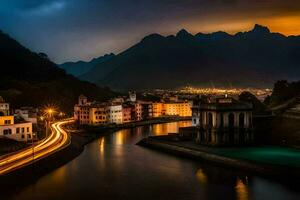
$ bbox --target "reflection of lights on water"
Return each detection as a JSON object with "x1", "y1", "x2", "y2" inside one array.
[
  {"x1": 236, "y1": 178, "x2": 249, "y2": 200},
  {"x1": 136, "y1": 127, "x2": 142, "y2": 135},
  {"x1": 115, "y1": 132, "x2": 125, "y2": 145},
  {"x1": 152, "y1": 122, "x2": 192, "y2": 136},
  {"x1": 52, "y1": 166, "x2": 67, "y2": 184},
  {"x1": 99, "y1": 138, "x2": 105, "y2": 156},
  {"x1": 196, "y1": 169, "x2": 207, "y2": 184},
  {"x1": 153, "y1": 124, "x2": 163, "y2": 135}
]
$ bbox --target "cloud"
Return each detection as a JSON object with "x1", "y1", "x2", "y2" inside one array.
[
  {"x1": 22, "y1": 0, "x2": 66, "y2": 16},
  {"x1": 1, "y1": 0, "x2": 300, "y2": 63}
]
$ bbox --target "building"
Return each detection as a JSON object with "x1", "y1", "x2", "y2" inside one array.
[
  {"x1": 0, "y1": 97, "x2": 33, "y2": 142},
  {"x1": 140, "y1": 102, "x2": 151, "y2": 120},
  {"x1": 129, "y1": 91, "x2": 137, "y2": 102},
  {"x1": 74, "y1": 94, "x2": 192, "y2": 126},
  {"x1": 0, "y1": 96, "x2": 9, "y2": 116},
  {"x1": 74, "y1": 95, "x2": 109, "y2": 125},
  {"x1": 14, "y1": 107, "x2": 38, "y2": 124},
  {"x1": 75, "y1": 105, "x2": 91, "y2": 125},
  {"x1": 89, "y1": 104, "x2": 109, "y2": 125},
  {"x1": 186, "y1": 95, "x2": 253, "y2": 146},
  {"x1": 107, "y1": 104, "x2": 123, "y2": 124},
  {"x1": 164, "y1": 102, "x2": 192, "y2": 117},
  {"x1": 122, "y1": 104, "x2": 132, "y2": 123},
  {"x1": 74, "y1": 95, "x2": 91, "y2": 125},
  {"x1": 150, "y1": 101, "x2": 192, "y2": 118},
  {"x1": 133, "y1": 103, "x2": 142, "y2": 121},
  {"x1": 150, "y1": 103, "x2": 164, "y2": 118}
]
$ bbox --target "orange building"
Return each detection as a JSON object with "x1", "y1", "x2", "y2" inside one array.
[
  {"x1": 122, "y1": 105, "x2": 132, "y2": 123},
  {"x1": 150, "y1": 101, "x2": 192, "y2": 117}
]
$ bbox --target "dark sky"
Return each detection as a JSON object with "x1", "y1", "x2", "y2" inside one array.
[{"x1": 1, "y1": 0, "x2": 300, "y2": 63}]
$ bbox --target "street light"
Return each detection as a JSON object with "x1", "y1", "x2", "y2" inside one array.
[
  {"x1": 43, "y1": 107, "x2": 56, "y2": 138},
  {"x1": 47, "y1": 108, "x2": 54, "y2": 118}
]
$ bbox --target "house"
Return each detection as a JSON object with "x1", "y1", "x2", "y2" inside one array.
[{"x1": 0, "y1": 97, "x2": 33, "y2": 142}]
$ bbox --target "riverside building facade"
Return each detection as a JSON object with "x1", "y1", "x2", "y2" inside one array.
[
  {"x1": 149, "y1": 101, "x2": 192, "y2": 118},
  {"x1": 74, "y1": 93, "x2": 192, "y2": 126},
  {"x1": 185, "y1": 95, "x2": 253, "y2": 146}
]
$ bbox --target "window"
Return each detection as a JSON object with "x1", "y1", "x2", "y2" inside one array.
[
  {"x1": 21, "y1": 135, "x2": 25, "y2": 139},
  {"x1": 22, "y1": 128, "x2": 25, "y2": 133},
  {"x1": 27, "y1": 127, "x2": 30, "y2": 132},
  {"x1": 3, "y1": 129, "x2": 11, "y2": 135},
  {"x1": 27, "y1": 134, "x2": 31, "y2": 139},
  {"x1": 16, "y1": 127, "x2": 20, "y2": 134},
  {"x1": 4, "y1": 120, "x2": 11, "y2": 125}
]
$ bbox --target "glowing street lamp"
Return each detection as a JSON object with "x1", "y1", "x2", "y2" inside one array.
[
  {"x1": 43, "y1": 107, "x2": 56, "y2": 138},
  {"x1": 47, "y1": 108, "x2": 54, "y2": 117}
]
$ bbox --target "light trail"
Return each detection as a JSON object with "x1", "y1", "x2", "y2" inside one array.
[{"x1": 0, "y1": 119, "x2": 74, "y2": 175}]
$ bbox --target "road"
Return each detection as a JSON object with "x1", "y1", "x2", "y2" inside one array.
[{"x1": 0, "y1": 119, "x2": 74, "y2": 175}]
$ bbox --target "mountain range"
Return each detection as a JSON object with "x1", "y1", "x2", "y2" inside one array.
[
  {"x1": 75, "y1": 24, "x2": 300, "y2": 90},
  {"x1": 59, "y1": 53, "x2": 115, "y2": 77},
  {"x1": 0, "y1": 30, "x2": 115, "y2": 112}
]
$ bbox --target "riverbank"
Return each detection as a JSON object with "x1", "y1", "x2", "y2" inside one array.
[
  {"x1": 68, "y1": 116, "x2": 191, "y2": 144},
  {"x1": 0, "y1": 117, "x2": 190, "y2": 191},
  {"x1": 78, "y1": 116, "x2": 191, "y2": 132},
  {"x1": 137, "y1": 135, "x2": 300, "y2": 180},
  {"x1": 0, "y1": 132, "x2": 85, "y2": 197}
]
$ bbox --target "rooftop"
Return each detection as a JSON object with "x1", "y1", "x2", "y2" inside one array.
[{"x1": 193, "y1": 96, "x2": 253, "y2": 111}]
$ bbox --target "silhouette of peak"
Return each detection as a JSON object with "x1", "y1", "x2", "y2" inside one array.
[
  {"x1": 195, "y1": 31, "x2": 232, "y2": 40},
  {"x1": 252, "y1": 24, "x2": 270, "y2": 34},
  {"x1": 177, "y1": 29, "x2": 189, "y2": 35},
  {"x1": 141, "y1": 33, "x2": 165, "y2": 43},
  {"x1": 176, "y1": 29, "x2": 194, "y2": 40},
  {"x1": 91, "y1": 53, "x2": 115, "y2": 62}
]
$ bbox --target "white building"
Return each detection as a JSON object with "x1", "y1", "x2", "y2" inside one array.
[
  {"x1": 107, "y1": 104, "x2": 123, "y2": 124},
  {"x1": 14, "y1": 107, "x2": 38, "y2": 124},
  {"x1": 0, "y1": 97, "x2": 33, "y2": 142}
]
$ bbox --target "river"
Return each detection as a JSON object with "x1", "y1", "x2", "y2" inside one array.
[{"x1": 4, "y1": 121, "x2": 300, "y2": 200}]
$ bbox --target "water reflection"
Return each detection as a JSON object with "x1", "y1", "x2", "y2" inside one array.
[
  {"x1": 152, "y1": 121, "x2": 191, "y2": 135},
  {"x1": 196, "y1": 168, "x2": 208, "y2": 184},
  {"x1": 196, "y1": 167, "x2": 250, "y2": 200},
  {"x1": 99, "y1": 137, "x2": 105, "y2": 156},
  {"x1": 2, "y1": 121, "x2": 300, "y2": 200},
  {"x1": 51, "y1": 165, "x2": 67, "y2": 185},
  {"x1": 236, "y1": 177, "x2": 249, "y2": 200},
  {"x1": 115, "y1": 132, "x2": 125, "y2": 145}
]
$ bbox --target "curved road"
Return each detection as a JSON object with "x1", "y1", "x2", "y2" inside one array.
[{"x1": 0, "y1": 119, "x2": 74, "y2": 175}]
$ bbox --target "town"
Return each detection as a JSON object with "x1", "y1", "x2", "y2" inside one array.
[
  {"x1": 2, "y1": 1, "x2": 300, "y2": 199},
  {"x1": 74, "y1": 92, "x2": 192, "y2": 125}
]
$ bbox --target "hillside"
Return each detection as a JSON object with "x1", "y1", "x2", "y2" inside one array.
[
  {"x1": 0, "y1": 30, "x2": 115, "y2": 113},
  {"x1": 59, "y1": 53, "x2": 115, "y2": 77},
  {"x1": 81, "y1": 24, "x2": 300, "y2": 90}
]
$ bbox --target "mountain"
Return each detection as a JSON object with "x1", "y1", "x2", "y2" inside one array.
[
  {"x1": 0, "y1": 30, "x2": 115, "y2": 113},
  {"x1": 59, "y1": 53, "x2": 115, "y2": 77},
  {"x1": 81, "y1": 24, "x2": 300, "y2": 90}
]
